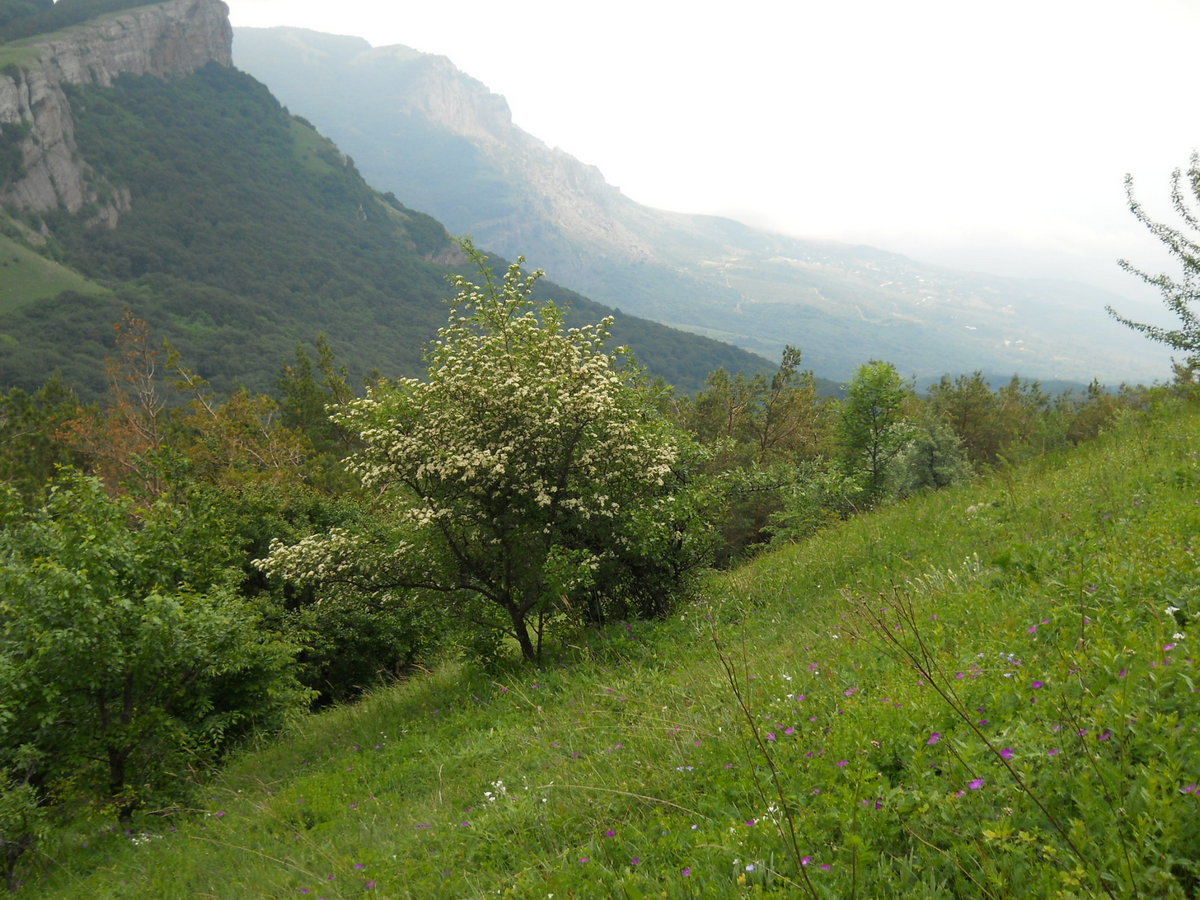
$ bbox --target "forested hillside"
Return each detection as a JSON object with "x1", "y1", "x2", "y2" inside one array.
[
  {"x1": 0, "y1": 0, "x2": 159, "y2": 41},
  {"x1": 0, "y1": 61, "x2": 768, "y2": 398}
]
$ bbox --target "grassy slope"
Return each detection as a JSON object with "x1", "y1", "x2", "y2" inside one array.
[
  {"x1": 28, "y1": 399, "x2": 1200, "y2": 898},
  {"x1": 0, "y1": 232, "x2": 106, "y2": 313}
]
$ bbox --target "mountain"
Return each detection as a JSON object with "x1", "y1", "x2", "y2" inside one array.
[
  {"x1": 233, "y1": 27, "x2": 1170, "y2": 385},
  {"x1": 0, "y1": 0, "x2": 770, "y2": 399}
]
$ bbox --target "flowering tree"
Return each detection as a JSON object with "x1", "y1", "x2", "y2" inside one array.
[{"x1": 262, "y1": 248, "x2": 710, "y2": 661}]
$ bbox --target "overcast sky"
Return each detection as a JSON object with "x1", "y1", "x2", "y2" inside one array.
[{"x1": 225, "y1": 0, "x2": 1200, "y2": 306}]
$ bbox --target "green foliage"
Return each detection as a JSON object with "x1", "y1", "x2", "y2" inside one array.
[
  {"x1": 678, "y1": 347, "x2": 833, "y2": 562},
  {"x1": 886, "y1": 412, "x2": 973, "y2": 497},
  {"x1": 274, "y1": 335, "x2": 359, "y2": 491},
  {"x1": 0, "y1": 474, "x2": 311, "y2": 824},
  {"x1": 1109, "y1": 155, "x2": 1200, "y2": 369},
  {"x1": 0, "y1": 0, "x2": 157, "y2": 42},
  {"x1": 0, "y1": 759, "x2": 45, "y2": 893},
  {"x1": 0, "y1": 0, "x2": 51, "y2": 32},
  {"x1": 186, "y1": 475, "x2": 435, "y2": 707},
  {"x1": 0, "y1": 376, "x2": 83, "y2": 500},
  {"x1": 682, "y1": 346, "x2": 827, "y2": 465},
  {"x1": 926, "y1": 371, "x2": 1010, "y2": 465},
  {"x1": 19, "y1": 396, "x2": 1199, "y2": 897},
  {"x1": 0, "y1": 122, "x2": 29, "y2": 185},
  {"x1": 839, "y1": 359, "x2": 912, "y2": 499},
  {"x1": 766, "y1": 457, "x2": 867, "y2": 545},
  {"x1": 263, "y1": 247, "x2": 712, "y2": 661}
]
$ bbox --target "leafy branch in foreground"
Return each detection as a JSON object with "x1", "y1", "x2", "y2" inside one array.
[{"x1": 1109, "y1": 155, "x2": 1200, "y2": 372}]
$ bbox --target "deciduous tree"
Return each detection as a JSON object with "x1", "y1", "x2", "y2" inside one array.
[
  {"x1": 262, "y1": 248, "x2": 710, "y2": 661},
  {"x1": 839, "y1": 360, "x2": 911, "y2": 500},
  {"x1": 0, "y1": 475, "x2": 309, "y2": 824}
]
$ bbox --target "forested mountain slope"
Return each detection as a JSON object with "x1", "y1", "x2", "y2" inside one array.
[{"x1": 0, "y1": 0, "x2": 770, "y2": 399}]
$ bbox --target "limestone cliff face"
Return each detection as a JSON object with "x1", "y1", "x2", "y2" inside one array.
[
  {"x1": 379, "y1": 50, "x2": 658, "y2": 268},
  {"x1": 235, "y1": 28, "x2": 661, "y2": 280},
  {"x1": 0, "y1": 0, "x2": 232, "y2": 220}
]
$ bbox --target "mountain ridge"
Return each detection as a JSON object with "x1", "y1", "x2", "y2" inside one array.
[
  {"x1": 233, "y1": 26, "x2": 1171, "y2": 384},
  {"x1": 0, "y1": 0, "x2": 231, "y2": 218}
]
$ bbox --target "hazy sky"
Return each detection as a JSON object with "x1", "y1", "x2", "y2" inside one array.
[{"x1": 226, "y1": 0, "x2": 1200, "y2": 306}]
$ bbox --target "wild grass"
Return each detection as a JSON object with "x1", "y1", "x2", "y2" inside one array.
[
  {"x1": 0, "y1": 233, "x2": 107, "y2": 314},
  {"x1": 18, "y1": 398, "x2": 1200, "y2": 897}
]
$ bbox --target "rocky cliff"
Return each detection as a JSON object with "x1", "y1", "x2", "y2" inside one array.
[
  {"x1": 233, "y1": 28, "x2": 660, "y2": 275},
  {"x1": 0, "y1": 0, "x2": 232, "y2": 220}
]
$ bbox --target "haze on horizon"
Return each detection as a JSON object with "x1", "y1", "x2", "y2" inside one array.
[{"x1": 226, "y1": 0, "x2": 1200, "y2": 312}]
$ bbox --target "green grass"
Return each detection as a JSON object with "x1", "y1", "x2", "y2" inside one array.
[
  {"x1": 0, "y1": 46, "x2": 37, "y2": 71},
  {"x1": 0, "y1": 233, "x2": 107, "y2": 313},
  {"x1": 19, "y1": 398, "x2": 1200, "y2": 897},
  {"x1": 288, "y1": 118, "x2": 347, "y2": 178}
]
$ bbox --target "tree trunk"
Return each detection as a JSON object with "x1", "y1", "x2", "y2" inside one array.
[
  {"x1": 107, "y1": 745, "x2": 138, "y2": 826},
  {"x1": 508, "y1": 605, "x2": 538, "y2": 661}
]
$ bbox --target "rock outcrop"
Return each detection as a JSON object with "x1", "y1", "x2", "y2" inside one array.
[{"x1": 0, "y1": 0, "x2": 232, "y2": 219}]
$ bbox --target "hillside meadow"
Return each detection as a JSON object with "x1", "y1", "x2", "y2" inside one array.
[{"x1": 19, "y1": 396, "x2": 1200, "y2": 898}]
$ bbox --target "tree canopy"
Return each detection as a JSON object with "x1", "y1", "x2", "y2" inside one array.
[{"x1": 0, "y1": 474, "x2": 310, "y2": 825}]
